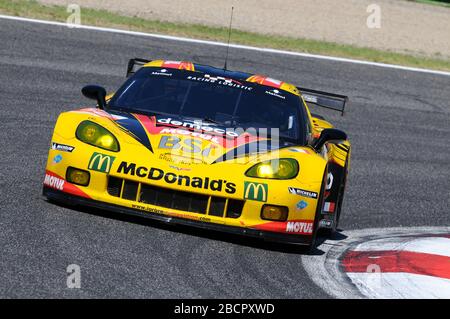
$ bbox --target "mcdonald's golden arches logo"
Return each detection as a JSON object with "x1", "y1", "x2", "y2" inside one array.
[{"x1": 88, "y1": 152, "x2": 116, "y2": 173}]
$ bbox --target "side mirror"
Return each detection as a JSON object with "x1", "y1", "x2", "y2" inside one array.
[
  {"x1": 81, "y1": 85, "x2": 107, "y2": 109},
  {"x1": 313, "y1": 128, "x2": 347, "y2": 152}
]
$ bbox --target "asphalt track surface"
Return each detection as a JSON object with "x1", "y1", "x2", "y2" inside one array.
[{"x1": 0, "y1": 18, "x2": 449, "y2": 298}]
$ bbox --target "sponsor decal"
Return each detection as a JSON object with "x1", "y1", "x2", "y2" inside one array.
[
  {"x1": 265, "y1": 89, "x2": 285, "y2": 99},
  {"x1": 159, "y1": 153, "x2": 205, "y2": 165},
  {"x1": 51, "y1": 142, "x2": 74, "y2": 152},
  {"x1": 158, "y1": 136, "x2": 218, "y2": 156},
  {"x1": 324, "y1": 202, "x2": 335, "y2": 213},
  {"x1": 326, "y1": 172, "x2": 334, "y2": 190},
  {"x1": 156, "y1": 117, "x2": 239, "y2": 137},
  {"x1": 244, "y1": 181, "x2": 268, "y2": 202},
  {"x1": 160, "y1": 128, "x2": 221, "y2": 144},
  {"x1": 319, "y1": 219, "x2": 333, "y2": 228},
  {"x1": 132, "y1": 204, "x2": 165, "y2": 215},
  {"x1": 199, "y1": 216, "x2": 211, "y2": 223},
  {"x1": 151, "y1": 68, "x2": 172, "y2": 77},
  {"x1": 296, "y1": 200, "x2": 308, "y2": 210},
  {"x1": 88, "y1": 152, "x2": 116, "y2": 173},
  {"x1": 288, "y1": 187, "x2": 318, "y2": 199},
  {"x1": 204, "y1": 74, "x2": 242, "y2": 84},
  {"x1": 169, "y1": 165, "x2": 191, "y2": 172},
  {"x1": 53, "y1": 154, "x2": 63, "y2": 164},
  {"x1": 132, "y1": 203, "x2": 212, "y2": 223},
  {"x1": 43, "y1": 174, "x2": 65, "y2": 191},
  {"x1": 44, "y1": 170, "x2": 90, "y2": 198},
  {"x1": 117, "y1": 161, "x2": 236, "y2": 194},
  {"x1": 286, "y1": 221, "x2": 313, "y2": 234},
  {"x1": 131, "y1": 114, "x2": 264, "y2": 150},
  {"x1": 187, "y1": 75, "x2": 253, "y2": 91}
]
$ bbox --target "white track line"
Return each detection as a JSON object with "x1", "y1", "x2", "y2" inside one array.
[
  {"x1": 352, "y1": 236, "x2": 450, "y2": 257},
  {"x1": 1, "y1": 14, "x2": 450, "y2": 77},
  {"x1": 347, "y1": 273, "x2": 450, "y2": 299}
]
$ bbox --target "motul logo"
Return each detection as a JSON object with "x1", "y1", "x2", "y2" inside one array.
[
  {"x1": 44, "y1": 174, "x2": 64, "y2": 191},
  {"x1": 286, "y1": 221, "x2": 313, "y2": 234}
]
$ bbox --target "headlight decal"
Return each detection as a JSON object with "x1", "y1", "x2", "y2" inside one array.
[
  {"x1": 75, "y1": 120, "x2": 120, "y2": 152},
  {"x1": 245, "y1": 158, "x2": 299, "y2": 179}
]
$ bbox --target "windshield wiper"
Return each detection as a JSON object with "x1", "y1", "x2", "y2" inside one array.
[
  {"x1": 113, "y1": 107, "x2": 173, "y2": 118},
  {"x1": 201, "y1": 117, "x2": 221, "y2": 125}
]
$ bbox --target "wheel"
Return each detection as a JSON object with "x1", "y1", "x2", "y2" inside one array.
[
  {"x1": 334, "y1": 159, "x2": 349, "y2": 229},
  {"x1": 321, "y1": 159, "x2": 349, "y2": 237},
  {"x1": 307, "y1": 168, "x2": 328, "y2": 253}
]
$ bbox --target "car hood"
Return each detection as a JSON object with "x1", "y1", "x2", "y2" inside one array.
[{"x1": 72, "y1": 108, "x2": 301, "y2": 165}]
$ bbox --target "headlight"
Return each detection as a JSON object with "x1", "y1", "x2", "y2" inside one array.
[
  {"x1": 261, "y1": 205, "x2": 288, "y2": 221},
  {"x1": 245, "y1": 158, "x2": 299, "y2": 179},
  {"x1": 76, "y1": 120, "x2": 119, "y2": 152},
  {"x1": 66, "y1": 167, "x2": 90, "y2": 186}
]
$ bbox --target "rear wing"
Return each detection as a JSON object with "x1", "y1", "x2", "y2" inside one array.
[
  {"x1": 126, "y1": 58, "x2": 150, "y2": 77},
  {"x1": 297, "y1": 87, "x2": 348, "y2": 116}
]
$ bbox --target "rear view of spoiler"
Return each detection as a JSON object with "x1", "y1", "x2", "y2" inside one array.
[
  {"x1": 297, "y1": 87, "x2": 348, "y2": 116},
  {"x1": 126, "y1": 58, "x2": 150, "y2": 77}
]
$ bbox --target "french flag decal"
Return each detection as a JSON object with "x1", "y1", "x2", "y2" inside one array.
[{"x1": 324, "y1": 202, "x2": 335, "y2": 213}]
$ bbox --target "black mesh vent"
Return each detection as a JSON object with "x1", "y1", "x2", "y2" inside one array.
[
  {"x1": 138, "y1": 183, "x2": 208, "y2": 214},
  {"x1": 107, "y1": 176, "x2": 122, "y2": 197},
  {"x1": 107, "y1": 177, "x2": 244, "y2": 218},
  {"x1": 226, "y1": 199, "x2": 245, "y2": 218},
  {"x1": 139, "y1": 183, "x2": 157, "y2": 204},
  {"x1": 209, "y1": 197, "x2": 226, "y2": 217},
  {"x1": 122, "y1": 180, "x2": 138, "y2": 200},
  {"x1": 189, "y1": 193, "x2": 208, "y2": 213}
]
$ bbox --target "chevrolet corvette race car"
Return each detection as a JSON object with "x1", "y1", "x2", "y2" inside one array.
[{"x1": 43, "y1": 59, "x2": 351, "y2": 249}]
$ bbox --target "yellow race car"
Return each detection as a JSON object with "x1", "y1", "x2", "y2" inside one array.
[{"x1": 43, "y1": 59, "x2": 351, "y2": 249}]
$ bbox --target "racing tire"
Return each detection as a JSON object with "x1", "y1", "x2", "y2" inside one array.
[
  {"x1": 307, "y1": 168, "x2": 328, "y2": 253},
  {"x1": 321, "y1": 158, "x2": 349, "y2": 237}
]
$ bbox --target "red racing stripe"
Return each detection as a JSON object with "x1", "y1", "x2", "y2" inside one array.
[
  {"x1": 342, "y1": 250, "x2": 450, "y2": 279},
  {"x1": 132, "y1": 113, "x2": 157, "y2": 134}
]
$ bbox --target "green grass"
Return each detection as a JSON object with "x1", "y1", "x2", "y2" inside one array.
[
  {"x1": 409, "y1": 0, "x2": 450, "y2": 8},
  {"x1": 1, "y1": 0, "x2": 450, "y2": 72}
]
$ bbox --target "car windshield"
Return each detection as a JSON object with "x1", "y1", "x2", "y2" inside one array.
[{"x1": 108, "y1": 67, "x2": 305, "y2": 143}]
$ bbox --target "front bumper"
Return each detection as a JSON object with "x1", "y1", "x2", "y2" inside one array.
[{"x1": 43, "y1": 186, "x2": 312, "y2": 245}]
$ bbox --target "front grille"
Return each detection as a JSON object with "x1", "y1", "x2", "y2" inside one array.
[{"x1": 107, "y1": 176, "x2": 244, "y2": 218}]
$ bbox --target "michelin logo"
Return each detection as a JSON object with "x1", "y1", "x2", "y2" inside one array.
[
  {"x1": 288, "y1": 187, "x2": 318, "y2": 199},
  {"x1": 51, "y1": 142, "x2": 74, "y2": 153}
]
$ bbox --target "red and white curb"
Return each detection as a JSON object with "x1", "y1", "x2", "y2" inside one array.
[{"x1": 301, "y1": 227, "x2": 450, "y2": 299}]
